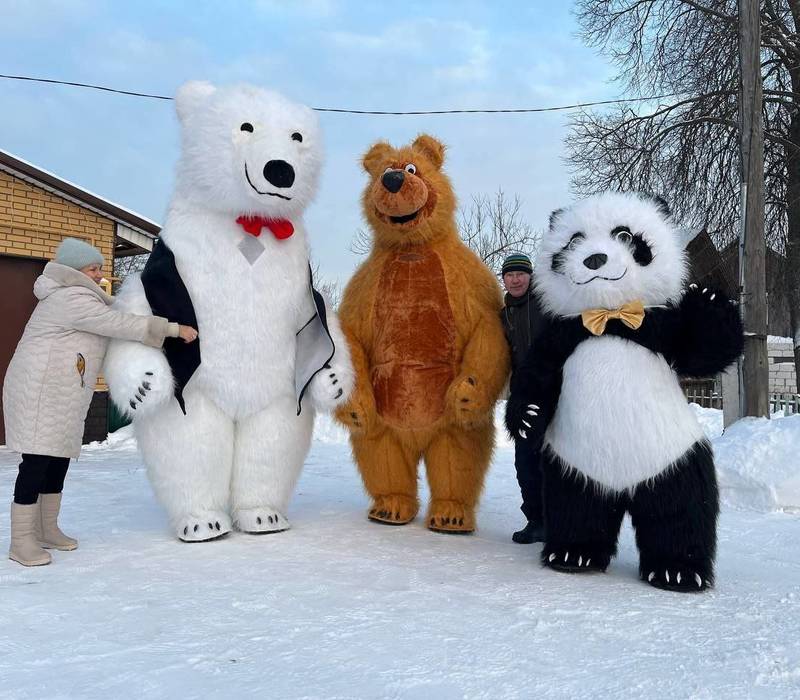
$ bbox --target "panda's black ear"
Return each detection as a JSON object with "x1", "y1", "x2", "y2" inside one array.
[
  {"x1": 549, "y1": 208, "x2": 565, "y2": 230},
  {"x1": 641, "y1": 193, "x2": 671, "y2": 219}
]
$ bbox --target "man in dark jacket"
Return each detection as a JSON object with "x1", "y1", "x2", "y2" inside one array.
[{"x1": 500, "y1": 253, "x2": 545, "y2": 544}]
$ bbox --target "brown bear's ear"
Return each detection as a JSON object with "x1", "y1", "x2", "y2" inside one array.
[
  {"x1": 412, "y1": 134, "x2": 445, "y2": 169},
  {"x1": 362, "y1": 142, "x2": 393, "y2": 174}
]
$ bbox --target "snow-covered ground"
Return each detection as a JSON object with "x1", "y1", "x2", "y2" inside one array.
[{"x1": 1, "y1": 409, "x2": 799, "y2": 699}]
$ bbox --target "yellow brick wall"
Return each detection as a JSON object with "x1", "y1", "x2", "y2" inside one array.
[
  {"x1": 0, "y1": 170, "x2": 117, "y2": 394},
  {"x1": 0, "y1": 169, "x2": 115, "y2": 266}
]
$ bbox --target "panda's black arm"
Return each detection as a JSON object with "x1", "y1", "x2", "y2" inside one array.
[
  {"x1": 505, "y1": 316, "x2": 586, "y2": 442},
  {"x1": 668, "y1": 286, "x2": 744, "y2": 378},
  {"x1": 607, "y1": 286, "x2": 744, "y2": 378}
]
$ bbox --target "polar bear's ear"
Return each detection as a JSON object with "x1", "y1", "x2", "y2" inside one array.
[
  {"x1": 362, "y1": 142, "x2": 393, "y2": 174},
  {"x1": 175, "y1": 81, "x2": 217, "y2": 123},
  {"x1": 412, "y1": 134, "x2": 446, "y2": 169}
]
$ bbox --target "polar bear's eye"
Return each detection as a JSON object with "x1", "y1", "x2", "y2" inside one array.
[
  {"x1": 292, "y1": 132, "x2": 303, "y2": 142},
  {"x1": 404, "y1": 163, "x2": 417, "y2": 175},
  {"x1": 240, "y1": 123, "x2": 254, "y2": 133}
]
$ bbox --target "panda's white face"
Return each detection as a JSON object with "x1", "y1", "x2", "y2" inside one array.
[{"x1": 535, "y1": 192, "x2": 687, "y2": 316}]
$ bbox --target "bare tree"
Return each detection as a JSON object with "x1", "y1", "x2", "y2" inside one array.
[
  {"x1": 349, "y1": 227, "x2": 373, "y2": 257},
  {"x1": 112, "y1": 253, "x2": 148, "y2": 294},
  {"x1": 568, "y1": 0, "x2": 800, "y2": 380},
  {"x1": 311, "y1": 260, "x2": 341, "y2": 309},
  {"x1": 457, "y1": 190, "x2": 541, "y2": 273}
]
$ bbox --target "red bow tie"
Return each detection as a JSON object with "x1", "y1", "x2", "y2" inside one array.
[{"x1": 235, "y1": 215, "x2": 294, "y2": 240}]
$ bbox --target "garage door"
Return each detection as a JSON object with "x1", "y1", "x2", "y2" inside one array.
[{"x1": 0, "y1": 255, "x2": 46, "y2": 445}]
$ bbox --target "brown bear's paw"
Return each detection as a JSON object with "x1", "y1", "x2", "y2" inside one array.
[
  {"x1": 447, "y1": 375, "x2": 491, "y2": 429},
  {"x1": 334, "y1": 392, "x2": 375, "y2": 435},
  {"x1": 427, "y1": 500, "x2": 475, "y2": 534},
  {"x1": 367, "y1": 495, "x2": 418, "y2": 525}
]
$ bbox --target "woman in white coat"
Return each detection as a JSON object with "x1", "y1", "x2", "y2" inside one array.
[{"x1": 3, "y1": 238, "x2": 197, "y2": 566}]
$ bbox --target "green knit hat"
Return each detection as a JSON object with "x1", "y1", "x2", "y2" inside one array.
[
  {"x1": 501, "y1": 253, "x2": 532, "y2": 275},
  {"x1": 54, "y1": 237, "x2": 104, "y2": 270}
]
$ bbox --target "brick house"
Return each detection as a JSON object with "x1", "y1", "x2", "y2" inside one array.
[{"x1": 0, "y1": 149, "x2": 159, "y2": 446}]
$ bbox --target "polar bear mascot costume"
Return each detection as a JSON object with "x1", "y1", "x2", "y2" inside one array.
[{"x1": 104, "y1": 81, "x2": 353, "y2": 541}]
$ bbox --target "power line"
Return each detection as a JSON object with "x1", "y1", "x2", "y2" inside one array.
[{"x1": 0, "y1": 73, "x2": 684, "y2": 115}]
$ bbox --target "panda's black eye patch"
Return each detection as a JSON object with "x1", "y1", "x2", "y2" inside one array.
[
  {"x1": 551, "y1": 232, "x2": 584, "y2": 273},
  {"x1": 565, "y1": 232, "x2": 585, "y2": 250},
  {"x1": 631, "y1": 234, "x2": 653, "y2": 265},
  {"x1": 611, "y1": 225, "x2": 633, "y2": 244},
  {"x1": 291, "y1": 132, "x2": 303, "y2": 142},
  {"x1": 240, "y1": 122, "x2": 254, "y2": 133}
]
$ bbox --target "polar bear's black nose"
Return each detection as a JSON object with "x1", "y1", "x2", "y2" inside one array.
[
  {"x1": 583, "y1": 253, "x2": 607, "y2": 270},
  {"x1": 263, "y1": 160, "x2": 295, "y2": 188},
  {"x1": 382, "y1": 170, "x2": 404, "y2": 193}
]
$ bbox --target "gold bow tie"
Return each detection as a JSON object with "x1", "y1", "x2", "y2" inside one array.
[{"x1": 581, "y1": 300, "x2": 646, "y2": 336}]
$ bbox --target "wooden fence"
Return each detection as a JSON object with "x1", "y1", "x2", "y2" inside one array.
[{"x1": 681, "y1": 379, "x2": 798, "y2": 415}]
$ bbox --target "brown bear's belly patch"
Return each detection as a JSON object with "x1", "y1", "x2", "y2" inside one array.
[{"x1": 372, "y1": 248, "x2": 457, "y2": 429}]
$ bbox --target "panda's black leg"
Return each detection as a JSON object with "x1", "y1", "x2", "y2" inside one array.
[
  {"x1": 629, "y1": 440, "x2": 719, "y2": 593},
  {"x1": 540, "y1": 447, "x2": 627, "y2": 574}
]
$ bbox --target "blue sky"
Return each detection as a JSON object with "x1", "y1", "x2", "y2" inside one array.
[{"x1": 0, "y1": 0, "x2": 616, "y2": 285}]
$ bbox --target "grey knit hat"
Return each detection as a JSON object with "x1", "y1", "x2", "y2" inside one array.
[{"x1": 54, "y1": 237, "x2": 105, "y2": 270}]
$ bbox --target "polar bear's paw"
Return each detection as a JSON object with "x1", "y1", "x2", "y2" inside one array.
[
  {"x1": 104, "y1": 342, "x2": 174, "y2": 419},
  {"x1": 308, "y1": 363, "x2": 354, "y2": 412},
  {"x1": 176, "y1": 511, "x2": 232, "y2": 542},
  {"x1": 233, "y1": 506, "x2": 291, "y2": 534}
]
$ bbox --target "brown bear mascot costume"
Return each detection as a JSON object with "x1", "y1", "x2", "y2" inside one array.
[{"x1": 336, "y1": 134, "x2": 510, "y2": 533}]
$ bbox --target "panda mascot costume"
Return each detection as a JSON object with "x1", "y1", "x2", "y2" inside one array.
[{"x1": 506, "y1": 192, "x2": 743, "y2": 592}]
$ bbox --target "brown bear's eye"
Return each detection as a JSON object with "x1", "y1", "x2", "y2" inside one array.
[
  {"x1": 240, "y1": 122, "x2": 254, "y2": 133},
  {"x1": 404, "y1": 163, "x2": 417, "y2": 175}
]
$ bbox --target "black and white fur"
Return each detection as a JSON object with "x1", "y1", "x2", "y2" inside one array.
[{"x1": 506, "y1": 192, "x2": 743, "y2": 592}]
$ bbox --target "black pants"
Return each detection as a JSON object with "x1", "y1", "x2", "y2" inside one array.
[
  {"x1": 13, "y1": 454, "x2": 71, "y2": 505},
  {"x1": 514, "y1": 437, "x2": 544, "y2": 523}
]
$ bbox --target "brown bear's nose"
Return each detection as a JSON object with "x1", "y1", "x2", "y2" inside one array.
[{"x1": 382, "y1": 170, "x2": 404, "y2": 193}]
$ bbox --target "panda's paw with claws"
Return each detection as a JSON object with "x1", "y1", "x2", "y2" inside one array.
[
  {"x1": 642, "y1": 562, "x2": 713, "y2": 593},
  {"x1": 542, "y1": 544, "x2": 609, "y2": 573}
]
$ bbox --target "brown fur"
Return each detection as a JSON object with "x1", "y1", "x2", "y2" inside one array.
[{"x1": 336, "y1": 134, "x2": 510, "y2": 533}]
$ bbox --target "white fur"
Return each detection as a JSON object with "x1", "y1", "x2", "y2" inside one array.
[
  {"x1": 307, "y1": 307, "x2": 355, "y2": 411},
  {"x1": 544, "y1": 336, "x2": 704, "y2": 491},
  {"x1": 103, "y1": 275, "x2": 174, "y2": 418},
  {"x1": 104, "y1": 82, "x2": 352, "y2": 540},
  {"x1": 535, "y1": 192, "x2": 687, "y2": 317}
]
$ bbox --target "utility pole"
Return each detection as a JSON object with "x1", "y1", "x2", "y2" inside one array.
[{"x1": 737, "y1": 0, "x2": 770, "y2": 418}]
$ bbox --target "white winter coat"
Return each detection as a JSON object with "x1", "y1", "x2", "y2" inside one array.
[{"x1": 2, "y1": 262, "x2": 178, "y2": 458}]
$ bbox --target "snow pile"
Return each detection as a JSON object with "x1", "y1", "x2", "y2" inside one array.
[
  {"x1": 690, "y1": 402, "x2": 724, "y2": 439},
  {"x1": 714, "y1": 413, "x2": 800, "y2": 512},
  {"x1": 83, "y1": 424, "x2": 137, "y2": 451}
]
